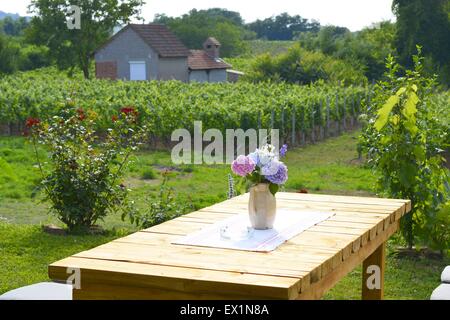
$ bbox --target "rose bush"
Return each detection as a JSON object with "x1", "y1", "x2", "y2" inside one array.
[{"x1": 27, "y1": 104, "x2": 148, "y2": 232}]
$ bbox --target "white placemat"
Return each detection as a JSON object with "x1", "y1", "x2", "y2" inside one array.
[{"x1": 172, "y1": 209, "x2": 335, "y2": 252}]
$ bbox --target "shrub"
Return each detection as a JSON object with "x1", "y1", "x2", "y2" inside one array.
[
  {"x1": 123, "y1": 172, "x2": 190, "y2": 228},
  {"x1": 359, "y1": 48, "x2": 449, "y2": 250},
  {"x1": 248, "y1": 44, "x2": 367, "y2": 86},
  {"x1": 27, "y1": 104, "x2": 148, "y2": 232},
  {"x1": 141, "y1": 168, "x2": 157, "y2": 180}
]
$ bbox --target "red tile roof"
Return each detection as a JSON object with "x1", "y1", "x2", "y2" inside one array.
[
  {"x1": 95, "y1": 24, "x2": 190, "y2": 58},
  {"x1": 188, "y1": 50, "x2": 231, "y2": 70},
  {"x1": 129, "y1": 24, "x2": 190, "y2": 57}
]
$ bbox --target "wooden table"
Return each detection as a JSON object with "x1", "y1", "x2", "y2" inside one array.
[{"x1": 49, "y1": 192, "x2": 411, "y2": 300}]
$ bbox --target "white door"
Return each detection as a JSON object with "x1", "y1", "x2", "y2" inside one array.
[{"x1": 129, "y1": 61, "x2": 146, "y2": 81}]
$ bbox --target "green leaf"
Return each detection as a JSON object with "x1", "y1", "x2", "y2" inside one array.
[
  {"x1": 375, "y1": 95, "x2": 399, "y2": 131},
  {"x1": 269, "y1": 183, "x2": 279, "y2": 196},
  {"x1": 396, "y1": 87, "x2": 407, "y2": 96},
  {"x1": 403, "y1": 91, "x2": 419, "y2": 118}
]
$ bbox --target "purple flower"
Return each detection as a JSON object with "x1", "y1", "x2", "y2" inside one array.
[
  {"x1": 266, "y1": 162, "x2": 288, "y2": 185},
  {"x1": 280, "y1": 144, "x2": 288, "y2": 158},
  {"x1": 231, "y1": 155, "x2": 256, "y2": 177},
  {"x1": 261, "y1": 160, "x2": 281, "y2": 176}
]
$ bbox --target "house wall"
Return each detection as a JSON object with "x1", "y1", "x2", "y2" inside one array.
[
  {"x1": 189, "y1": 70, "x2": 209, "y2": 83},
  {"x1": 95, "y1": 28, "x2": 159, "y2": 80},
  {"x1": 158, "y1": 58, "x2": 189, "y2": 82},
  {"x1": 208, "y1": 69, "x2": 227, "y2": 83},
  {"x1": 189, "y1": 69, "x2": 227, "y2": 83}
]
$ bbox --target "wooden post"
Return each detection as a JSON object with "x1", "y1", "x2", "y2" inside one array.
[
  {"x1": 336, "y1": 93, "x2": 341, "y2": 135},
  {"x1": 342, "y1": 96, "x2": 346, "y2": 131},
  {"x1": 257, "y1": 111, "x2": 261, "y2": 130},
  {"x1": 326, "y1": 97, "x2": 330, "y2": 138},
  {"x1": 301, "y1": 106, "x2": 306, "y2": 146},
  {"x1": 320, "y1": 99, "x2": 324, "y2": 140},
  {"x1": 350, "y1": 97, "x2": 355, "y2": 128},
  {"x1": 291, "y1": 108, "x2": 296, "y2": 146},
  {"x1": 270, "y1": 110, "x2": 275, "y2": 130},
  {"x1": 362, "y1": 242, "x2": 386, "y2": 300},
  {"x1": 310, "y1": 102, "x2": 315, "y2": 144}
]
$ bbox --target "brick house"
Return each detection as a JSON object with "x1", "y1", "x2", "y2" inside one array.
[{"x1": 94, "y1": 24, "x2": 231, "y2": 82}]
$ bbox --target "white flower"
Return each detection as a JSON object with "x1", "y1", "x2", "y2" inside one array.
[{"x1": 248, "y1": 144, "x2": 279, "y2": 168}]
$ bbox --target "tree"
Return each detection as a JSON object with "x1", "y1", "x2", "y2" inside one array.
[
  {"x1": 153, "y1": 9, "x2": 250, "y2": 57},
  {"x1": 27, "y1": 0, "x2": 144, "y2": 78},
  {"x1": 0, "y1": 33, "x2": 20, "y2": 74},
  {"x1": 248, "y1": 13, "x2": 320, "y2": 40},
  {"x1": 393, "y1": 0, "x2": 450, "y2": 83},
  {"x1": 298, "y1": 22, "x2": 397, "y2": 81},
  {"x1": 0, "y1": 16, "x2": 29, "y2": 36}
]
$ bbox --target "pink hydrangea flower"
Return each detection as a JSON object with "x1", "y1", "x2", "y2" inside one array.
[{"x1": 231, "y1": 155, "x2": 256, "y2": 177}]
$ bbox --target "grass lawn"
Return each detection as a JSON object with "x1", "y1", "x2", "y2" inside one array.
[{"x1": 0, "y1": 132, "x2": 447, "y2": 299}]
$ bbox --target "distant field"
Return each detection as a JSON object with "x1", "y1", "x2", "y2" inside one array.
[
  {"x1": 226, "y1": 40, "x2": 297, "y2": 73},
  {"x1": 246, "y1": 40, "x2": 296, "y2": 56}
]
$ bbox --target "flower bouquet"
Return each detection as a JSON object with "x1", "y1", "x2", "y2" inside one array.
[{"x1": 231, "y1": 144, "x2": 288, "y2": 229}]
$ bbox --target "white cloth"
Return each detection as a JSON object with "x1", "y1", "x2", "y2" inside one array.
[
  {"x1": 441, "y1": 266, "x2": 450, "y2": 283},
  {"x1": 173, "y1": 209, "x2": 335, "y2": 252},
  {"x1": 0, "y1": 282, "x2": 72, "y2": 300},
  {"x1": 431, "y1": 284, "x2": 450, "y2": 300}
]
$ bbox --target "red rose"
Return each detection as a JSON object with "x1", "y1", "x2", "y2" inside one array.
[
  {"x1": 76, "y1": 108, "x2": 86, "y2": 121},
  {"x1": 120, "y1": 107, "x2": 138, "y2": 116},
  {"x1": 25, "y1": 117, "x2": 40, "y2": 128}
]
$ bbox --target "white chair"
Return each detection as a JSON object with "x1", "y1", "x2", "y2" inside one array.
[
  {"x1": 431, "y1": 266, "x2": 450, "y2": 300},
  {"x1": 0, "y1": 282, "x2": 72, "y2": 300}
]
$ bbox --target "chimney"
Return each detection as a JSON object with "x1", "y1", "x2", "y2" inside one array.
[{"x1": 203, "y1": 37, "x2": 221, "y2": 59}]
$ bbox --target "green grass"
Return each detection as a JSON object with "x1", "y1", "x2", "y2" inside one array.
[
  {"x1": 0, "y1": 132, "x2": 447, "y2": 299},
  {"x1": 0, "y1": 223, "x2": 126, "y2": 294}
]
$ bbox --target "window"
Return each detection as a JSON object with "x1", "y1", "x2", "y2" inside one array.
[{"x1": 129, "y1": 61, "x2": 146, "y2": 81}]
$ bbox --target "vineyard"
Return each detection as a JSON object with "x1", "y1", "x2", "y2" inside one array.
[{"x1": 0, "y1": 68, "x2": 371, "y2": 146}]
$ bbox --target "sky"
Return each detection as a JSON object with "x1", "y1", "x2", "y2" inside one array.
[{"x1": 0, "y1": 0, "x2": 396, "y2": 31}]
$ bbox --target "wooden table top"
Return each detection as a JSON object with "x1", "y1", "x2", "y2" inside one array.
[{"x1": 49, "y1": 192, "x2": 411, "y2": 300}]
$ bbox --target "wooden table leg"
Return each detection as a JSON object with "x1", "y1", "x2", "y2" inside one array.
[{"x1": 362, "y1": 242, "x2": 385, "y2": 300}]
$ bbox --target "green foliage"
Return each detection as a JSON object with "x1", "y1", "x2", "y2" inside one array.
[
  {"x1": 141, "y1": 168, "x2": 157, "y2": 180},
  {"x1": 153, "y1": 8, "x2": 252, "y2": 57},
  {"x1": 393, "y1": 0, "x2": 450, "y2": 85},
  {"x1": 0, "y1": 68, "x2": 366, "y2": 141},
  {"x1": 248, "y1": 44, "x2": 367, "y2": 86},
  {"x1": 123, "y1": 172, "x2": 190, "y2": 228},
  {"x1": 248, "y1": 12, "x2": 320, "y2": 41},
  {"x1": 27, "y1": 105, "x2": 148, "y2": 232},
  {"x1": 298, "y1": 22, "x2": 397, "y2": 81},
  {"x1": 0, "y1": 16, "x2": 29, "y2": 36},
  {"x1": 27, "y1": 0, "x2": 144, "y2": 78},
  {"x1": 359, "y1": 49, "x2": 449, "y2": 249},
  {"x1": 18, "y1": 44, "x2": 51, "y2": 71}
]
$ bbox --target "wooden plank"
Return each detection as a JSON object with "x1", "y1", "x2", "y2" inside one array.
[
  {"x1": 362, "y1": 242, "x2": 386, "y2": 300},
  {"x1": 274, "y1": 192, "x2": 410, "y2": 207},
  {"x1": 49, "y1": 257, "x2": 300, "y2": 299},
  {"x1": 72, "y1": 241, "x2": 320, "y2": 279},
  {"x1": 200, "y1": 202, "x2": 403, "y2": 218},
  {"x1": 297, "y1": 221, "x2": 399, "y2": 299},
  {"x1": 206, "y1": 199, "x2": 404, "y2": 213},
  {"x1": 115, "y1": 232, "x2": 341, "y2": 282}
]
